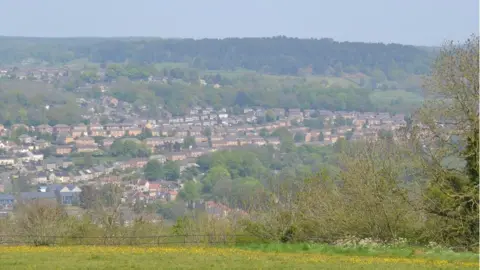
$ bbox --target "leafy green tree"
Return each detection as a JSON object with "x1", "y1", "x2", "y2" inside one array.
[
  {"x1": 179, "y1": 181, "x2": 202, "y2": 204},
  {"x1": 304, "y1": 118, "x2": 325, "y2": 129},
  {"x1": 80, "y1": 69, "x2": 100, "y2": 84},
  {"x1": 231, "y1": 177, "x2": 263, "y2": 207},
  {"x1": 265, "y1": 110, "x2": 276, "y2": 122},
  {"x1": 335, "y1": 116, "x2": 346, "y2": 127},
  {"x1": 415, "y1": 35, "x2": 479, "y2": 249},
  {"x1": 181, "y1": 166, "x2": 200, "y2": 181},
  {"x1": 136, "y1": 129, "x2": 152, "y2": 140},
  {"x1": 294, "y1": 132, "x2": 306, "y2": 143},
  {"x1": 163, "y1": 161, "x2": 180, "y2": 181},
  {"x1": 144, "y1": 160, "x2": 164, "y2": 181},
  {"x1": 110, "y1": 139, "x2": 150, "y2": 157},
  {"x1": 203, "y1": 127, "x2": 212, "y2": 137},
  {"x1": 0, "y1": 36, "x2": 432, "y2": 78},
  {"x1": 196, "y1": 154, "x2": 213, "y2": 172},
  {"x1": 259, "y1": 128, "x2": 269, "y2": 138},
  {"x1": 154, "y1": 202, "x2": 176, "y2": 220},
  {"x1": 11, "y1": 176, "x2": 30, "y2": 193},
  {"x1": 290, "y1": 119, "x2": 300, "y2": 126},
  {"x1": 173, "y1": 142, "x2": 182, "y2": 152},
  {"x1": 273, "y1": 128, "x2": 295, "y2": 152},
  {"x1": 212, "y1": 178, "x2": 234, "y2": 201},
  {"x1": 202, "y1": 165, "x2": 231, "y2": 193},
  {"x1": 371, "y1": 69, "x2": 387, "y2": 82},
  {"x1": 333, "y1": 138, "x2": 347, "y2": 153},
  {"x1": 10, "y1": 126, "x2": 28, "y2": 140}
]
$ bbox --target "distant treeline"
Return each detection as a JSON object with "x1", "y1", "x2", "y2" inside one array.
[{"x1": 0, "y1": 36, "x2": 434, "y2": 77}]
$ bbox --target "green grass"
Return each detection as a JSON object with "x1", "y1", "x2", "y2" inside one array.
[
  {"x1": 237, "y1": 243, "x2": 479, "y2": 263},
  {"x1": 71, "y1": 155, "x2": 120, "y2": 166},
  {"x1": 370, "y1": 89, "x2": 424, "y2": 105},
  {"x1": 305, "y1": 75, "x2": 360, "y2": 88},
  {"x1": 0, "y1": 245, "x2": 477, "y2": 270},
  {"x1": 370, "y1": 89, "x2": 424, "y2": 112}
]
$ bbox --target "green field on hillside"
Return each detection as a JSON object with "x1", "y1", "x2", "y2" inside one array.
[
  {"x1": 370, "y1": 89, "x2": 424, "y2": 113},
  {"x1": 0, "y1": 245, "x2": 477, "y2": 270}
]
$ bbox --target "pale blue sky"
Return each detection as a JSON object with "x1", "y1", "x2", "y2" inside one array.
[{"x1": 0, "y1": 0, "x2": 477, "y2": 45}]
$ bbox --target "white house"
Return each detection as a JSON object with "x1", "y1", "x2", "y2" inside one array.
[{"x1": 136, "y1": 180, "x2": 150, "y2": 193}]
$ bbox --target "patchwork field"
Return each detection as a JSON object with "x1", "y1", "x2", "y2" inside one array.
[{"x1": 0, "y1": 246, "x2": 477, "y2": 270}]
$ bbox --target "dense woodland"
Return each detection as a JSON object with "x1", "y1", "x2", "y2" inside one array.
[
  {"x1": 0, "y1": 80, "x2": 83, "y2": 126},
  {"x1": 0, "y1": 36, "x2": 434, "y2": 77}
]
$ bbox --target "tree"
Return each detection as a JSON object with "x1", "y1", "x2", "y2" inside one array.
[
  {"x1": 183, "y1": 135, "x2": 196, "y2": 149},
  {"x1": 259, "y1": 128, "x2": 269, "y2": 138},
  {"x1": 304, "y1": 118, "x2": 325, "y2": 129},
  {"x1": 345, "y1": 130, "x2": 354, "y2": 140},
  {"x1": 265, "y1": 110, "x2": 276, "y2": 122},
  {"x1": 378, "y1": 129, "x2": 394, "y2": 141},
  {"x1": 196, "y1": 154, "x2": 213, "y2": 172},
  {"x1": 12, "y1": 175, "x2": 30, "y2": 193},
  {"x1": 152, "y1": 201, "x2": 186, "y2": 220},
  {"x1": 371, "y1": 69, "x2": 387, "y2": 83},
  {"x1": 10, "y1": 126, "x2": 28, "y2": 140},
  {"x1": 318, "y1": 132, "x2": 324, "y2": 142},
  {"x1": 83, "y1": 153, "x2": 94, "y2": 167},
  {"x1": 272, "y1": 127, "x2": 295, "y2": 152},
  {"x1": 212, "y1": 178, "x2": 234, "y2": 201},
  {"x1": 133, "y1": 199, "x2": 147, "y2": 214},
  {"x1": 144, "y1": 160, "x2": 164, "y2": 181},
  {"x1": 413, "y1": 35, "x2": 479, "y2": 249},
  {"x1": 110, "y1": 139, "x2": 150, "y2": 157},
  {"x1": 0, "y1": 37, "x2": 431, "y2": 78},
  {"x1": 203, "y1": 127, "x2": 212, "y2": 137},
  {"x1": 91, "y1": 183, "x2": 125, "y2": 239},
  {"x1": 173, "y1": 142, "x2": 182, "y2": 152},
  {"x1": 202, "y1": 165, "x2": 231, "y2": 193},
  {"x1": 179, "y1": 181, "x2": 201, "y2": 205},
  {"x1": 15, "y1": 200, "x2": 68, "y2": 245},
  {"x1": 163, "y1": 161, "x2": 180, "y2": 181},
  {"x1": 99, "y1": 184, "x2": 124, "y2": 208},
  {"x1": 230, "y1": 177, "x2": 263, "y2": 208},
  {"x1": 294, "y1": 132, "x2": 306, "y2": 143},
  {"x1": 333, "y1": 138, "x2": 347, "y2": 153},
  {"x1": 136, "y1": 128, "x2": 152, "y2": 140},
  {"x1": 335, "y1": 116, "x2": 346, "y2": 127},
  {"x1": 181, "y1": 166, "x2": 200, "y2": 181},
  {"x1": 80, "y1": 69, "x2": 100, "y2": 84},
  {"x1": 290, "y1": 119, "x2": 300, "y2": 126},
  {"x1": 109, "y1": 140, "x2": 125, "y2": 156},
  {"x1": 79, "y1": 185, "x2": 99, "y2": 210}
]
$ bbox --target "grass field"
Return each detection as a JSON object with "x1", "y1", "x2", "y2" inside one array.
[
  {"x1": 0, "y1": 245, "x2": 477, "y2": 270},
  {"x1": 370, "y1": 89, "x2": 424, "y2": 106}
]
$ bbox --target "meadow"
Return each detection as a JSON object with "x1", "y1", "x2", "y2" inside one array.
[
  {"x1": 0, "y1": 245, "x2": 477, "y2": 270},
  {"x1": 369, "y1": 89, "x2": 424, "y2": 112}
]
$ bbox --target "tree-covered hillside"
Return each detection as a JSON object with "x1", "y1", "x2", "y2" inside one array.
[{"x1": 0, "y1": 36, "x2": 434, "y2": 78}]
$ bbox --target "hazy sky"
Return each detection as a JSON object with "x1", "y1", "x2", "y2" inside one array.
[{"x1": 0, "y1": 0, "x2": 477, "y2": 45}]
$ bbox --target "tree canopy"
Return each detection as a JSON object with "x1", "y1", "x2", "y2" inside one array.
[{"x1": 0, "y1": 36, "x2": 433, "y2": 77}]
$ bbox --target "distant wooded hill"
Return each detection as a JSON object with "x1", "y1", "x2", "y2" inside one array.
[{"x1": 0, "y1": 36, "x2": 434, "y2": 78}]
